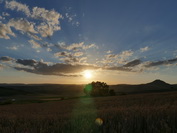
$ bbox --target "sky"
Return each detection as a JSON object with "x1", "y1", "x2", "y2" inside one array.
[{"x1": 0, "y1": 0, "x2": 177, "y2": 84}]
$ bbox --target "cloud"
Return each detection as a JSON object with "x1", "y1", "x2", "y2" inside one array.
[
  {"x1": 8, "y1": 18, "x2": 37, "y2": 34},
  {"x1": 31, "y1": 7, "x2": 62, "y2": 37},
  {"x1": 5, "y1": 1, "x2": 62, "y2": 38},
  {"x1": 73, "y1": 52, "x2": 84, "y2": 57},
  {"x1": 36, "y1": 22, "x2": 60, "y2": 37},
  {"x1": 59, "y1": 42, "x2": 97, "y2": 51},
  {"x1": 6, "y1": 46, "x2": 18, "y2": 50},
  {"x1": 0, "y1": 22, "x2": 15, "y2": 39},
  {"x1": 140, "y1": 46, "x2": 150, "y2": 52},
  {"x1": 16, "y1": 59, "x2": 37, "y2": 67},
  {"x1": 54, "y1": 51, "x2": 86, "y2": 64},
  {"x1": 0, "y1": 64, "x2": 4, "y2": 69},
  {"x1": 59, "y1": 42, "x2": 84, "y2": 51},
  {"x1": 31, "y1": 7, "x2": 62, "y2": 25},
  {"x1": 13, "y1": 59, "x2": 99, "y2": 76},
  {"x1": 2, "y1": 12, "x2": 10, "y2": 17},
  {"x1": 0, "y1": 56, "x2": 14, "y2": 62},
  {"x1": 145, "y1": 58, "x2": 177, "y2": 68},
  {"x1": 5, "y1": 0, "x2": 31, "y2": 16},
  {"x1": 123, "y1": 59, "x2": 142, "y2": 67},
  {"x1": 28, "y1": 40, "x2": 41, "y2": 49},
  {"x1": 106, "y1": 50, "x2": 112, "y2": 54}
]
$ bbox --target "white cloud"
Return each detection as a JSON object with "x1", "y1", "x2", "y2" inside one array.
[
  {"x1": 6, "y1": 46, "x2": 18, "y2": 50},
  {"x1": 27, "y1": 33, "x2": 42, "y2": 40},
  {"x1": 5, "y1": 0, "x2": 31, "y2": 16},
  {"x1": 140, "y1": 46, "x2": 150, "y2": 52},
  {"x1": 5, "y1": 1, "x2": 62, "y2": 38},
  {"x1": 59, "y1": 42, "x2": 98, "y2": 51},
  {"x1": 83, "y1": 43, "x2": 98, "y2": 49},
  {"x1": 106, "y1": 50, "x2": 112, "y2": 54},
  {"x1": 28, "y1": 40, "x2": 41, "y2": 49},
  {"x1": 31, "y1": 7, "x2": 62, "y2": 37},
  {"x1": 31, "y1": 7, "x2": 62, "y2": 25},
  {"x1": 59, "y1": 42, "x2": 84, "y2": 51},
  {"x1": 74, "y1": 52, "x2": 84, "y2": 57},
  {"x1": 8, "y1": 18, "x2": 37, "y2": 34},
  {"x1": 46, "y1": 48, "x2": 52, "y2": 52},
  {"x1": 37, "y1": 22, "x2": 60, "y2": 37},
  {"x1": 0, "y1": 22, "x2": 15, "y2": 39},
  {"x1": 2, "y1": 12, "x2": 10, "y2": 16}
]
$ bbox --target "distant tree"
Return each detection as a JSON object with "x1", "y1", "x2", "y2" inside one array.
[
  {"x1": 109, "y1": 89, "x2": 116, "y2": 96},
  {"x1": 84, "y1": 81, "x2": 115, "y2": 96}
]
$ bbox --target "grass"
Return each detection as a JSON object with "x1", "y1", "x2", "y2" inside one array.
[{"x1": 0, "y1": 91, "x2": 177, "y2": 132}]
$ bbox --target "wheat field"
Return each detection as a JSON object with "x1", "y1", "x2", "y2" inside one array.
[{"x1": 0, "y1": 91, "x2": 177, "y2": 133}]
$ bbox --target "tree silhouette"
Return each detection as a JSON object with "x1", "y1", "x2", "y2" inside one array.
[{"x1": 84, "y1": 81, "x2": 115, "y2": 96}]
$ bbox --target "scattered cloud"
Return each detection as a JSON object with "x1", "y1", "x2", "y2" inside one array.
[
  {"x1": 59, "y1": 42, "x2": 97, "y2": 51},
  {"x1": 5, "y1": 0, "x2": 31, "y2": 16},
  {"x1": 0, "y1": 22, "x2": 15, "y2": 39},
  {"x1": 6, "y1": 46, "x2": 19, "y2": 50},
  {"x1": 54, "y1": 51, "x2": 86, "y2": 64},
  {"x1": 123, "y1": 59, "x2": 142, "y2": 67},
  {"x1": 1, "y1": 55, "x2": 177, "y2": 76},
  {"x1": 13, "y1": 58, "x2": 99, "y2": 76},
  {"x1": 16, "y1": 59, "x2": 37, "y2": 67},
  {"x1": 28, "y1": 40, "x2": 41, "y2": 49},
  {"x1": 73, "y1": 52, "x2": 84, "y2": 57},
  {"x1": 140, "y1": 46, "x2": 150, "y2": 52},
  {"x1": 145, "y1": 58, "x2": 177, "y2": 68},
  {"x1": 0, "y1": 56, "x2": 14, "y2": 62},
  {"x1": 8, "y1": 18, "x2": 37, "y2": 34},
  {"x1": 4, "y1": 0, "x2": 62, "y2": 38},
  {"x1": 2, "y1": 12, "x2": 10, "y2": 16},
  {"x1": 106, "y1": 50, "x2": 112, "y2": 54}
]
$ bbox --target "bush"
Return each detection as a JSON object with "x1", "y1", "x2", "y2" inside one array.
[{"x1": 84, "y1": 81, "x2": 115, "y2": 96}]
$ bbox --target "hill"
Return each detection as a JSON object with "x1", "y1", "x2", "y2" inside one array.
[
  {"x1": 110, "y1": 79, "x2": 177, "y2": 94},
  {"x1": 0, "y1": 80, "x2": 177, "y2": 97}
]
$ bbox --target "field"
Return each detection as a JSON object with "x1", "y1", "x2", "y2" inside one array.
[{"x1": 0, "y1": 90, "x2": 177, "y2": 133}]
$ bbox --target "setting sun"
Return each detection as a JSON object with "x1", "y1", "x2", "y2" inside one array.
[{"x1": 84, "y1": 70, "x2": 92, "y2": 79}]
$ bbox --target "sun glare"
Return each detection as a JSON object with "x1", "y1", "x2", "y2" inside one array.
[{"x1": 84, "y1": 70, "x2": 92, "y2": 79}]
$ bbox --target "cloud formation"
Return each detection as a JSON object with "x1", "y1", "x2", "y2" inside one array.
[
  {"x1": 28, "y1": 40, "x2": 41, "y2": 49},
  {"x1": 1, "y1": 55, "x2": 177, "y2": 76},
  {"x1": 59, "y1": 42, "x2": 97, "y2": 51},
  {"x1": 1, "y1": 0, "x2": 62, "y2": 39},
  {"x1": 8, "y1": 18, "x2": 37, "y2": 34},
  {"x1": 5, "y1": 0, "x2": 31, "y2": 16},
  {"x1": 145, "y1": 58, "x2": 177, "y2": 68},
  {"x1": 0, "y1": 22, "x2": 15, "y2": 39},
  {"x1": 0, "y1": 56, "x2": 14, "y2": 62},
  {"x1": 13, "y1": 59, "x2": 98, "y2": 76},
  {"x1": 140, "y1": 46, "x2": 150, "y2": 52}
]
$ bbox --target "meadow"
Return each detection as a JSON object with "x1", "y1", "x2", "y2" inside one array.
[{"x1": 0, "y1": 91, "x2": 177, "y2": 133}]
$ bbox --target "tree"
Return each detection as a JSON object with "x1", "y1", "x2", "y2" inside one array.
[{"x1": 84, "y1": 81, "x2": 115, "y2": 96}]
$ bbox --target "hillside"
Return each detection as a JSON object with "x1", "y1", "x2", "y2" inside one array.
[
  {"x1": 110, "y1": 79, "x2": 177, "y2": 94},
  {"x1": 0, "y1": 80, "x2": 177, "y2": 97}
]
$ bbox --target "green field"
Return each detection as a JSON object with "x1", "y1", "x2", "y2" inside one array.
[{"x1": 0, "y1": 90, "x2": 177, "y2": 133}]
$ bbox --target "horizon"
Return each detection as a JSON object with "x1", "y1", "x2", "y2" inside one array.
[
  {"x1": 0, "y1": 0, "x2": 177, "y2": 84},
  {"x1": 0, "y1": 79, "x2": 176, "y2": 86}
]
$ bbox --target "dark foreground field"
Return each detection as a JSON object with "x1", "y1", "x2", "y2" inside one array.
[{"x1": 0, "y1": 91, "x2": 177, "y2": 133}]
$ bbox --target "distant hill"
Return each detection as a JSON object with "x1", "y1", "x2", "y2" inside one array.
[
  {"x1": 0, "y1": 80, "x2": 177, "y2": 97},
  {"x1": 110, "y1": 79, "x2": 177, "y2": 94},
  {"x1": 0, "y1": 86, "x2": 28, "y2": 96}
]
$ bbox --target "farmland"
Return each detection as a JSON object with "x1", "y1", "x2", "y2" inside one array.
[{"x1": 0, "y1": 90, "x2": 177, "y2": 133}]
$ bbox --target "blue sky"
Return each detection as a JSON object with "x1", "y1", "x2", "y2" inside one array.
[{"x1": 0, "y1": 0, "x2": 177, "y2": 84}]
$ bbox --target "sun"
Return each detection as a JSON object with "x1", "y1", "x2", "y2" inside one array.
[{"x1": 84, "y1": 70, "x2": 92, "y2": 79}]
